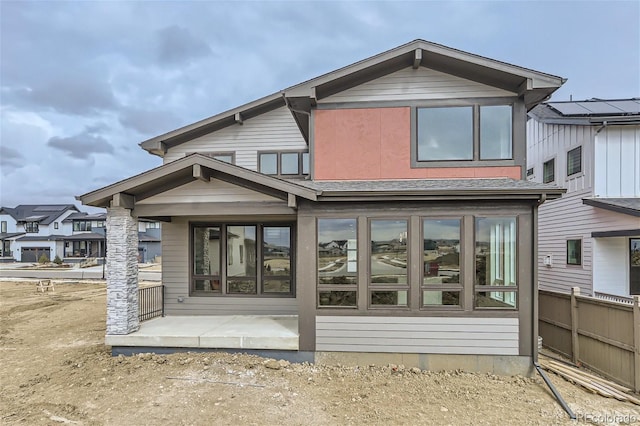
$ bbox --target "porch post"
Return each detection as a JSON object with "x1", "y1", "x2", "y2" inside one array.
[{"x1": 106, "y1": 203, "x2": 139, "y2": 335}]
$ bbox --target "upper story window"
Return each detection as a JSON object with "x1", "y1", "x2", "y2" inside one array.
[
  {"x1": 567, "y1": 146, "x2": 582, "y2": 177},
  {"x1": 95, "y1": 221, "x2": 106, "y2": 228},
  {"x1": 1, "y1": 221, "x2": 6, "y2": 233},
  {"x1": 259, "y1": 151, "x2": 309, "y2": 177},
  {"x1": 415, "y1": 103, "x2": 513, "y2": 164},
  {"x1": 203, "y1": 152, "x2": 235, "y2": 164},
  {"x1": 25, "y1": 222, "x2": 39, "y2": 233},
  {"x1": 543, "y1": 158, "x2": 555, "y2": 183},
  {"x1": 73, "y1": 221, "x2": 92, "y2": 232},
  {"x1": 54, "y1": 222, "x2": 59, "y2": 230}
]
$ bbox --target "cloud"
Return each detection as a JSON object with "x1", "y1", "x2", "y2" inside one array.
[
  {"x1": 118, "y1": 107, "x2": 182, "y2": 135},
  {"x1": 0, "y1": 145, "x2": 24, "y2": 168},
  {"x1": 47, "y1": 125, "x2": 115, "y2": 159},
  {"x1": 5, "y1": 76, "x2": 118, "y2": 116},
  {"x1": 155, "y1": 25, "x2": 213, "y2": 66}
]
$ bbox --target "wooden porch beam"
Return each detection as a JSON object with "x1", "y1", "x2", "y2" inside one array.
[
  {"x1": 413, "y1": 48, "x2": 422, "y2": 69},
  {"x1": 287, "y1": 193, "x2": 297, "y2": 209},
  {"x1": 234, "y1": 112, "x2": 243, "y2": 125},
  {"x1": 111, "y1": 193, "x2": 135, "y2": 210},
  {"x1": 193, "y1": 164, "x2": 211, "y2": 182}
]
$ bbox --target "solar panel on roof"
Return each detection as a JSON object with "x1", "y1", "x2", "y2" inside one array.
[
  {"x1": 33, "y1": 205, "x2": 67, "y2": 211},
  {"x1": 575, "y1": 101, "x2": 624, "y2": 115},
  {"x1": 548, "y1": 103, "x2": 592, "y2": 116},
  {"x1": 609, "y1": 100, "x2": 640, "y2": 114}
]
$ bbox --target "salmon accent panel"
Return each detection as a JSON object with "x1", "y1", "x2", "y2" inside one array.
[{"x1": 314, "y1": 108, "x2": 521, "y2": 180}]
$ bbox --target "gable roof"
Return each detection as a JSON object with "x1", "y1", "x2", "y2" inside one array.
[
  {"x1": 0, "y1": 205, "x2": 79, "y2": 224},
  {"x1": 140, "y1": 39, "x2": 565, "y2": 157},
  {"x1": 77, "y1": 153, "x2": 320, "y2": 208},
  {"x1": 78, "y1": 152, "x2": 564, "y2": 208},
  {"x1": 529, "y1": 98, "x2": 640, "y2": 125}
]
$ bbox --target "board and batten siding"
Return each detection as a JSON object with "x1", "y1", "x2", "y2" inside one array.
[
  {"x1": 537, "y1": 189, "x2": 639, "y2": 295},
  {"x1": 319, "y1": 67, "x2": 516, "y2": 104},
  {"x1": 316, "y1": 316, "x2": 519, "y2": 355},
  {"x1": 163, "y1": 106, "x2": 307, "y2": 168},
  {"x1": 162, "y1": 217, "x2": 298, "y2": 315},
  {"x1": 526, "y1": 119, "x2": 594, "y2": 193},
  {"x1": 136, "y1": 179, "x2": 281, "y2": 205},
  {"x1": 594, "y1": 125, "x2": 640, "y2": 197}
]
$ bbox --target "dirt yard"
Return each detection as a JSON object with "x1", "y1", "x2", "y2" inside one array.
[{"x1": 1, "y1": 280, "x2": 639, "y2": 425}]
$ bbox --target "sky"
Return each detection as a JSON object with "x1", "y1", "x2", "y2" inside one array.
[{"x1": 1, "y1": 1, "x2": 639, "y2": 212}]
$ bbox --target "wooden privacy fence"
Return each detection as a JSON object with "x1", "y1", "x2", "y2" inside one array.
[{"x1": 539, "y1": 288, "x2": 640, "y2": 392}]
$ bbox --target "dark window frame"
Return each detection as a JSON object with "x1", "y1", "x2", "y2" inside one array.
[
  {"x1": 368, "y1": 218, "x2": 411, "y2": 310},
  {"x1": 25, "y1": 222, "x2": 39, "y2": 233},
  {"x1": 474, "y1": 216, "x2": 519, "y2": 310},
  {"x1": 189, "y1": 222, "x2": 295, "y2": 298},
  {"x1": 526, "y1": 167, "x2": 534, "y2": 177},
  {"x1": 567, "y1": 146, "x2": 582, "y2": 177},
  {"x1": 411, "y1": 98, "x2": 517, "y2": 168},
  {"x1": 73, "y1": 221, "x2": 92, "y2": 232},
  {"x1": 1, "y1": 221, "x2": 7, "y2": 233},
  {"x1": 317, "y1": 217, "x2": 358, "y2": 309},
  {"x1": 543, "y1": 158, "x2": 555, "y2": 183},
  {"x1": 567, "y1": 239, "x2": 582, "y2": 266},
  {"x1": 420, "y1": 217, "x2": 464, "y2": 311},
  {"x1": 258, "y1": 150, "x2": 309, "y2": 177}
]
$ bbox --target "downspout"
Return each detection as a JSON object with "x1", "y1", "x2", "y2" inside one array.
[{"x1": 533, "y1": 194, "x2": 575, "y2": 420}]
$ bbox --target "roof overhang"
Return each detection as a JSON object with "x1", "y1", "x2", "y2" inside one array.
[
  {"x1": 140, "y1": 39, "x2": 565, "y2": 157},
  {"x1": 583, "y1": 198, "x2": 640, "y2": 217},
  {"x1": 592, "y1": 229, "x2": 640, "y2": 238},
  {"x1": 76, "y1": 154, "x2": 320, "y2": 209}
]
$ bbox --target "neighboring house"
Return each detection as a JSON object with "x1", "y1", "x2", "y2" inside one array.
[
  {"x1": 0, "y1": 204, "x2": 79, "y2": 262},
  {"x1": 61, "y1": 212, "x2": 108, "y2": 262},
  {"x1": 138, "y1": 219, "x2": 162, "y2": 262},
  {"x1": 527, "y1": 99, "x2": 640, "y2": 298},
  {"x1": 78, "y1": 39, "x2": 565, "y2": 374}
]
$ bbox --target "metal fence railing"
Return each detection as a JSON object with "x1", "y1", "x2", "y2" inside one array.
[{"x1": 138, "y1": 284, "x2": 164, "y2": 322}]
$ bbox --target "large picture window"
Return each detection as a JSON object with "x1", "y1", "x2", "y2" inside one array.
[
  {"x1": 191, "y1": 223, "x2": 293, "y2": 296},
  {"x1": 475, "y1": 217, "x2": 517, "y2": 309},
  {"x1": 422, "y1": 219, "x2": 462, "y2": 308},
  {"x1": 416, "y1": 103, "x2": 513, "y2": 163},
  {"x1": 369, "y1": 219, "x2": 408, "y2": 307},
  {"x1": 317, "y1": 218, "x2": 357, "y2": 307}
]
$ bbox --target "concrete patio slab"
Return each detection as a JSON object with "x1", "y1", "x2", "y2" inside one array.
[{"x1": 105, "y1": 315, "x2": 299, "y2": 350}]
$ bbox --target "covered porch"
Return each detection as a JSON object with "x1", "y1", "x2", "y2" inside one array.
[{"x1": 106, "y1": 315, "x2": 299, "y2": 350}]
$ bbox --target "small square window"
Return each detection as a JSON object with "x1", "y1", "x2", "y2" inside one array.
[
  {"x1": 567, "y1": 239, "x2": 582, "y2": 265},
  {"x1": 259, "y1": 153, "x2": 278, "y2": 175},
  {"x1": 281, "y1": 153, "x2": 300, "y2": 175},
  {"x1": 543, "y1": 158, "x2": 555, "y2": 183},
  {"x1": 567, "y1": 146, "x2": 582, "y2": 176}
]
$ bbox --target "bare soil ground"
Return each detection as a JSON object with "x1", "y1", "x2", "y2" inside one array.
[{"x1": 1, "y1": 280, "x2": 639, "y2": 425}]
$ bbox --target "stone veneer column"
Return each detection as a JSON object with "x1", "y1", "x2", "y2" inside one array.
[{"x1": 106, "y1": 206, "x2": 139, "y2": 335}]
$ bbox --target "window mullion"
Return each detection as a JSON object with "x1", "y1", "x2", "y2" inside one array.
[{"x1": 473, "y1": 105, "x2": 480, "y2": 161}]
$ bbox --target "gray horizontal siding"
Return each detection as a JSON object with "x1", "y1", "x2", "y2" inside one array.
[
  {"x1": 163, "y1": 106, "x2": 307, "y2": 168},
  {"x1": 162, "y1": 217, "x2": 298, "y2": 316},
  {"x1": 537, "y1": 189, "x2": 639, "y2": 295},
  {"x1": 137, "y1": 179, "x2": 280, "y2": 205},
  {"x1": 319, "y1": 67, "x2": 515, "y2": 103},
  {"x1": 316, "y1": 316, "x2": 519, "y2": 355}
]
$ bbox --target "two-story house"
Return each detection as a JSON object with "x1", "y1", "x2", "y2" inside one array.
[
  {"x1": 0, "y1": 204, "x2": 79, "y2": 262},
  {"x1": 78, "y1": 40, "x2": 565, "y2": 375},
  {"x1": 527, "y1": 99, "x2": 640, "y2": 299},
  {"x1": 61, "y1": 212, "x2": 108, "y2": 261}
]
